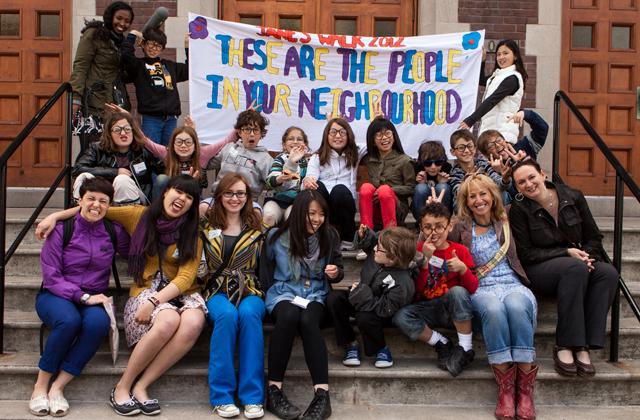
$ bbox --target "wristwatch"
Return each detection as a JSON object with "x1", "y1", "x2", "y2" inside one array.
[{"x1": 80, "y1": 293, "x2": 91, "y2": 304}]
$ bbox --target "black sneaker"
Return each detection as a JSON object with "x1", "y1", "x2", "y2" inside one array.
[
  {"x1": 109, "y1": 388, "x2": 141, "y2": 416},
  {"x1": 266, "y1": 384, "x2": 302, "y2": 420},
  {"x1": 434, "y1": 340, "x2": 453, "y2": 371},
  {"x1": 136, "y1": 398, "x2": 161, "y2": 416},
  {"x1": 301, "y1": 388, "x2": 331, "y2": 420},
  {"x1": 446, "y1": 345, "x2": 475, "y2": 377}
]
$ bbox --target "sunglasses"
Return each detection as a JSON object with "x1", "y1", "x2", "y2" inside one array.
[{"x1": 423, "y1": 159, "x2": 446, "y2": 167}]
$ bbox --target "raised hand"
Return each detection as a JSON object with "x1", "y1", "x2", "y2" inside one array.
[
  {"x1": 446, "y1": 250, "x2": 468, "y2": 274},
  {"x1": 105, "y1": 103, "x2": 129, "y2": 114},
  {"x1": 324, "y1": 264, "x2": 339, "y2": 279},
  {"x1": 289, "y1": 145, "x2": 307, "y2": 163},
  {"x1": 416, "y1": 171, "x2": 426, "y2": 183},
  {"x1": 422, "y1": 233, "x2": 436, "y2": 259},
  {"x1": 302, "y1": 176, "x2": 318, "y2": 190},
  {"x1": 358, "y1": 223, "x2": 368, "y2": 239},
  {"x1": 437, "y1": 171, "x2": 450, "y2": 184},
  {"x1": 373, "y1": 102, "x2": 384, "y2": 119},
  {"x1": 507, "y1": 110, "x2": 525, "y2": 126},
  {"x1": 184, "y1": 115, "x2": 196, "y2": 129},
  {"x1": 426, "y1": 186, "x2": 446, "y2": 205},
  {"x1": 458, "y1": 121, "x2": 470, "y2": 130}
]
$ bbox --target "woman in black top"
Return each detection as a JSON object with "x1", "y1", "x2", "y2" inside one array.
[{"x1": 509, "y1": 159, "x2": 618, "y2": 378}]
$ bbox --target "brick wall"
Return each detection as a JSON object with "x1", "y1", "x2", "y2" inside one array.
[
  {"x1": 95, "y1": 0, "x2": 179, "y2": 114},
  {"x1": 458, "y1": 0, "x2": 538, "y2": 109}
]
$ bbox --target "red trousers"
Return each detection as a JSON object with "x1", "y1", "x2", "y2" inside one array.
[{"x1": 358, "y1": 183, "x2": 397, "y2": 229}]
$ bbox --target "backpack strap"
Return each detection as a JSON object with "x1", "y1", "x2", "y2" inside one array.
[
  {"x1": 62, "y1": 218, "x2": 75, "y2": 249},
  {"x1": 102, "y1": 218, "x2": 122, "y2": 295}
]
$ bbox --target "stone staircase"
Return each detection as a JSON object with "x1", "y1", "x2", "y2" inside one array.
[{"x1": 2, "y1": 202, "x2": 640, "y2": 419}]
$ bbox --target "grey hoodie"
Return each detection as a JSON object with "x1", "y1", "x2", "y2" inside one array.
[{"x1": 208, "y1": 141, "x2": 274, "y2": 197}]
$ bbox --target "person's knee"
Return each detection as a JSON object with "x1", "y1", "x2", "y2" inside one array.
[
  {"x1": 54, "y1": 311, "x2": 82, "y2": 333},
  {"x1": 152, "y1": 310, "x2": 181, "y2": 340},
  {"x1": 178, "y1": 311, "x2": 205, "y2": 342},
  {"x1": 210, "y1": 303, "x2": 239, "y2": 326},
  {"x1": 594, "y1": 262, "x2": 620, "y2": 288},
  {"x1": 262, "y1": 202, "x2": 281, "y2": 227},
  {"x1": 448, "y1": 285, "x2": 470, "y2": 302},
  {"x1": 359, "y1": 183, "x2": 375, "y2": 199},
  {"x1": 238, "y1": 297, "x2": 265, "y2": 322},
  {"x1": 561, "y1": 259, "x2": 590, "y2": 286},
  {"x1": 299, "y1": 311, "x2": 322, "y2": 332},
  {"x1": 377, "y1": 185, "x2": 395, "y2": 201},
  {"x1": 331, "y1": 184, "x2": 353, "y2": 200},
  {"x1": 84, "y1": 309, "x2": 111, "y2": 335},
  {"x1": 275, "y1": 304, "x2": 301, "y2": 328},
  {"x1": 391, "y1": 306, "x2": 412, "y2": 328},
  {"x1": 503, "y1": 293, "x2": 531, "y2": 315},
  {"x1": 474, "y1": 296, "x2": 504, "y2": 322},
  {"x1": 414, "y1": 183, "x2": 430, "y2": 196}
]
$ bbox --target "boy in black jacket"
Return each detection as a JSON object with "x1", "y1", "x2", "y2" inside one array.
[
  {"x1": 122, "y1": 27, "x2": 188, "y2": 146},
  {"x1": 326, "y1": 225, "x2": 416, "y2": 369}
]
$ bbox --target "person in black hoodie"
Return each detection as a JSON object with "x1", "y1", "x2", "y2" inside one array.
[
  {"x1": 122, "y1": 27, "x2": 189, "y2": 146},
  {"x1": 326, "y1": 225, "x2": 416, "y2": 369}
]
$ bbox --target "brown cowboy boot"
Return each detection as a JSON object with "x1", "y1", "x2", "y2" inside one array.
[
  {"x1": 492, "y1": 364, "x2": 516, "y2": 420},
  {"x1": 516, "y1": 365, "x2": 538, "y2": 420}
]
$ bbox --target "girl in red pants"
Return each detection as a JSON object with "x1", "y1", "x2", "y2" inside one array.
[{"x1": 359, "y1": 117, "x2": 415, "y2": 230}]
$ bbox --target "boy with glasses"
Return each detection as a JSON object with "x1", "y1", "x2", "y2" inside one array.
[
  {"x1": 122, "y1": 27, "x2": 189, "y2": 145},
  {"x1": 448, "y1": 129, "x2": 510, "y2": 211},
  {"x1": 393, "y1": 202, "x2": 478, "y2": 376}
]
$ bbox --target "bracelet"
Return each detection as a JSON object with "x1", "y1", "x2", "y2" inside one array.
[{"x1": 147, "y1": 296, "x2": 160, "y2": 307}]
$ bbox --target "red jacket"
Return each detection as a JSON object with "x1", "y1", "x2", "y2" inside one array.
[{"x1": 414, "y1": 240, "x2": 478, "y2": 301}]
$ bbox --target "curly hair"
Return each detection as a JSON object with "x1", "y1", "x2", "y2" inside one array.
[
  {"x1": 234, "y1": 109, "x2": 269, "y2": 138},
  {"x1": 98, "y1": 112, "x2": 144, "y2": 153}
]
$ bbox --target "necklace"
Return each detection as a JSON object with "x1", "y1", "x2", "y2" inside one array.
[
  {"x1": 473, "y1": 219, "x2": 492, "y2": 228},
  {"x1": 544, "y1": 190, "x2": 557, "y2": 209}
]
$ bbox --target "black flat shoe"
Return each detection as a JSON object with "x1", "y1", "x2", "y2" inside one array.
[
  {"x1": 553, "y1": 346, "x2": 577, "y2": 377},
  {"x1": 574, "y1": 347, "x2": 596, "y2": 378},
  {"x1": 110, "y1": 388, "x2": 141, "y2": 416}
]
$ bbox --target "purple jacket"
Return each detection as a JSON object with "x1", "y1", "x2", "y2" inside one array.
[{"x1": 40, "y1": 213, "x2": 130, "y2": 303}]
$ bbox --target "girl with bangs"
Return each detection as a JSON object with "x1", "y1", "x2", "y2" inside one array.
[
  {"x1": 36, "y1": 175, "x2": 205, "y2": 416},
  {"x1": 200, "y1": 173, "x2": 266, "y2": 419},
  {"x1": 450, "y1": 173, "x2": 538, "y2": 420}
]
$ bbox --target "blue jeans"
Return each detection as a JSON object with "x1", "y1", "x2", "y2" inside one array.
[
  {"x1": 413, "y1": 182, "x2": 452, "y2": 219},
  {"x1": 141, "y1": 114, "x2": 178, "y2": 146},
  {"x1": 393, "y1": 286, "x2": 473, "y2": 341},
  {"x1": 207, "y1": 293, "x2": 265, "y2": 406},
  {"x1": 36, "y1": 291, "x2": 110, "y2": 376},
  {"x1": 472, "y1": 290, "x2": 536, "y2": 364}
]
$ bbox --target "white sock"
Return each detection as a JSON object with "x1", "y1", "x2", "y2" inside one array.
[
  {"x1": 457, "y1": 332, "x2": 473, "y2": 352},
  {"x1": 427, "y1": 331, "x2": 448, "y2": 346}
]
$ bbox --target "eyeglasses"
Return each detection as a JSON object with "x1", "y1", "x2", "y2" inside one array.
[
  {"x1": 453, "y1": 143, "x2": 475, "y2": 153},
  {"x1": 111, "y1": 125, "x2": 132, "y2": 134},
  {"x1": 374, "y1": 130, "x2": 394, "y2": 141},
  {"x1": 241, "y1": 127, "x2": 261, "y2": 135},
  {"x1": 374, "y1": 244, "x2": 388, "y2": 255},
  {"x1": 175, "y1": 138, "x2": 194, "y2": 146},
  {"x1": 328, "y1": 128, "x2": 347, "y2": 137},
  {"x1": 145, "y1": 42, "x2": 163, "y2": 51},
  {"x1": 285, "y1": 136, "x2": 305, "y2": 143},
  {"x1": 423, "y1": 159, "x2": 446, "y2": 167},
  {"x1": 421, "y1": 223, "x2": 449, "y2": 234},
  {"x1": 222, "y1": 191, "x2": 247, "y2": 199}
]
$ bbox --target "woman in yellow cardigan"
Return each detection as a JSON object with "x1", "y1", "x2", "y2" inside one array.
[{"x1": 36, "y1": 175, "x2": 204, "y2": 416}]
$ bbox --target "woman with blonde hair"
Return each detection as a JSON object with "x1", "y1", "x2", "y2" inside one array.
[{"x1": 450, "y1": 173, "x2": 538, "y2": 420}]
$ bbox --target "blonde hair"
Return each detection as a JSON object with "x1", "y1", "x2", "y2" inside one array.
[
  {"x1": 456, "y1": 173, "x2": 505, "y2": 222},
  {"x1": 378, "y1": 226, "x2": 417, "y2": 269}
]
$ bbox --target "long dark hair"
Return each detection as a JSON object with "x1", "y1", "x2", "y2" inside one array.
[
  {"x1": 317, "y1": 118, "x2": 358, "y2": 167},
  {"x1": 365, "y1": 117, "x2": 405, "y2": 159},
  {"x1": 82, "y1": 1, "x2": 134, "y2": 43},
  {"x1": 270, "y1": 190, "x2": 337, "y2": 259},
  {"x1": 494, "y1": 39, "x2": 528, "y2": 89},
  {"x1": 143, "y1": 175, "x2": 200, "y2": 266}
]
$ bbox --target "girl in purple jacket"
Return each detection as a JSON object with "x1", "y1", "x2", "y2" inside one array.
[{"x1": 29, "y1": 177, "x2": 130, "y2": 417}]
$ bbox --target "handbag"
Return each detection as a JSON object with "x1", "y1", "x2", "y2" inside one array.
[{"x1": 153, "y1": 244, "x2": 183, "y2": 308}]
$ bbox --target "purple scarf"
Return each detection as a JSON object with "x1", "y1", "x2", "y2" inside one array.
[{"x1": 128, "y1": 210, "x2": 186, "y2": 285}]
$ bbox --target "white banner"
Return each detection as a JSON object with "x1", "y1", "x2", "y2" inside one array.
[{"x1": 189, "y1": 14, "x2": 484, "y2": 156}]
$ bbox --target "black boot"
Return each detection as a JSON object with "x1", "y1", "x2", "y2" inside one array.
[
  {"x1": 301, "y1": 388, "x2": 331, "y2": 420},
  {"x1": 266, "y1": 384, "x2": 302, "y2": 420}
]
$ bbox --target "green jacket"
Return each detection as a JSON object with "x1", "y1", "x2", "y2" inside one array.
[
  {"x1": 362, "y1": 149, "x2": 416, "y2": 222},
  {"x1": 69, "y1": 27, "x2": 128, "y2": 117}
]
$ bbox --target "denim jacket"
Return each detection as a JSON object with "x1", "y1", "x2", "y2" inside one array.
[{"x1": 262, "y1": 228, "x2": 343, "y2": 313}]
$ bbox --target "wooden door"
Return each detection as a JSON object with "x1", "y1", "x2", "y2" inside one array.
[
  {"x1": 560, "y1": 0, "x2": 640, "y2": 195},
  {"x1": 221, "y1": 0, "x2": 415, "y2": 36},
  {"x1": 0, "y1": 0, "x2": 71, "y2": 187}
]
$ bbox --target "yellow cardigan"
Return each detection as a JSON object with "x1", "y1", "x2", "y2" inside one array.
[{"x1": 107, "y1": 206, "x2": 203, "y2": 297}]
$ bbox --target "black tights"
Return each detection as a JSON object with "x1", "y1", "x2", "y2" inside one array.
[{"x1": 268, "y1": 300, "x2": 328, "y2": 385}]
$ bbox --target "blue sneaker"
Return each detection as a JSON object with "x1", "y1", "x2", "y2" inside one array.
[
  {"x1": 374, "y1": 346, "x2": 393, "y2": 368},
  {"x1": 342, "y1": 343, "x2": 361, "y2": 367}
]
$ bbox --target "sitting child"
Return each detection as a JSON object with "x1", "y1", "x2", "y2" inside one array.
[
  {"x1": 326, "y1": 225, "x2": 416, "y2": 369},
  {"x1": 413, "y1": 140, "x2": 453, "y2": 217},
  {"x1": 199, "y1": 109, "x2": 274, "y2": 216},
  {"x1": 393, "y1": 202, "x2": 478, "y2": 376},
  {"x1": 448, "y1": 129, "x2": 510, "y2": 211}
]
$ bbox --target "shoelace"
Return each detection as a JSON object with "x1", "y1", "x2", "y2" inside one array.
[
  {"x1": 345, "y1": 348, "x2": 359, "y2": 360},
  {"x1": 377, "y1": 351, "x2": 391, "y2": 361},
  {"x1": 305, "y1": 394, "x2": 326, "y2": 417},
  {"x1": 142, "y1": 399, "x2": 159, "y2": 406}
]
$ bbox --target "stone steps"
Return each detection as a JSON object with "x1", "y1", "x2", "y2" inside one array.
[
  {"x1": 1, "y1": 353, "x2": 639, "y2": 406},
  {"x1": 2, "y1": 401, "x2": 640, "y2": 420}
]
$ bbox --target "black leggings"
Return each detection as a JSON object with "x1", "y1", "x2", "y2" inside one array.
[
  {"x1": 268, "y1": 300, "x2": 328, "y2": 385},
  {"x1": 316, "y1": 182, "x2": 357, "y2": 242}
]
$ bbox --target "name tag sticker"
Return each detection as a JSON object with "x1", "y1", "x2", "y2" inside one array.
[
  {"x1": 382, "y1": 274, "x2": 396, "y2": 288},
  {"x1": 208, "y1": 229, "x2": 221, "y2": 240},
  {"x1": 291, "y1": 296, "x2": 310, "y2": 309},
  {"x1": 429, "y1": 255, "x2": 445, "y2": 268},
  {"x1": 172, "y1": 248, "x2": 180, "y2": 259},
  {"x1": 133, "y1": 162, "x2": 147, "y2": 174}
]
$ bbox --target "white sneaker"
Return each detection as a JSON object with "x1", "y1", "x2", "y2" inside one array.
[
  {"x1": 356, "y1": 250, "x2": 367, "y2": 261},
  {"x1": 244, "y1": 404, "x2": 264, "y2": 419},
  {"x1": 214, "y1": 404, "x2": 240, "y2": 418},
  {"x1": 341, "y1": 240, "x2": 354, "y2": 251}
]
